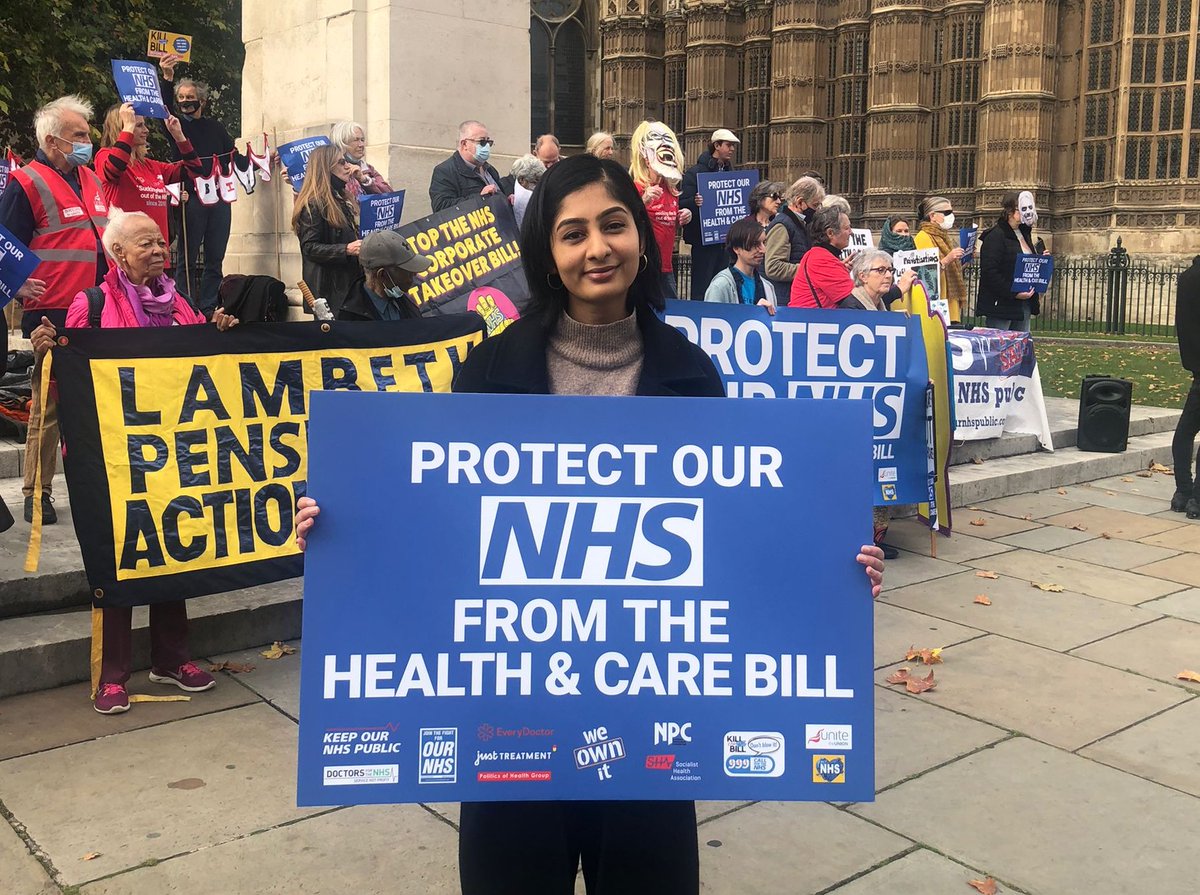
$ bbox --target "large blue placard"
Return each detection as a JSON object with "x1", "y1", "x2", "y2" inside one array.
[
  {"x1": 358, "y1": 190, "x2": 406, "y2": 236},
  {"x1": 110, "y1": 60, "x2": 168, "y2": 118},
  {"x1": 278, "y1": 136, "x2": 332, "y2": 193},
  {"x1": 664, "y1": 300, "x2": 930, "y2": 506},
  {"x1": 0, "y1": 222, "x2": 41, "y2": 307},
  {"x1": 297, "y1": 390, "x2": 875, "y2": 806},
  {"x1": 697, "y1": 170, "x2": 759, "y2": 246}
]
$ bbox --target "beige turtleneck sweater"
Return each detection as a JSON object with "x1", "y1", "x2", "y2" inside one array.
[{"x1": 546, "y1": 309, "x2": 644, "y2": 396}]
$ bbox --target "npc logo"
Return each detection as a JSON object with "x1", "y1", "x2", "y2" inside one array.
[
  {"x1": 812, "y1": 754, "x2": 846, "y2": 784},
  {"x1": 418, "y1": 727, "x2": 458, "y2": 784},
  {"x1": 805, "y1": 724, "x2": 852, "y2": 750},
  {"x1": 653, "y1": 721, "x2": 692, "y2": 746},
  {"x1": 723, "y1": 731, "x2": 785, "y2": 778}
]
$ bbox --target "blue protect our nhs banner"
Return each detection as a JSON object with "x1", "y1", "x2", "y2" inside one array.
[
  {"x1": 110, "y1": 60, "x2": 169, "y2": 118},
  {"x1": 697, "y1": 170, "x2": 759, "y2": 246},
  {"x1": 278, "y1": 136, "x2": 332, "y2": 193},
  {"x1": 0, "y1": 223, "x2": 41, "y2": 308},
  {"x1": 665, "y1": 301, "x2": 930, "y2": 506},
  {"x1": 358, "y1": 190, "x2": 406, "y2": 236},
  {"x1": 297, "y1": 391, "x2": 875, "y2": 805}
]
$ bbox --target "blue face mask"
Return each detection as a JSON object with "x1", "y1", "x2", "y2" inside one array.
[
  {"x1": 56, "y1": 136, "x2": 93, "y2": 167},
  {"x1": 474, "y1": 142, "x2": 492, "y2": 165},
  {"x1": 383, "y1": 272, "x2": 407, "y2": 300}
]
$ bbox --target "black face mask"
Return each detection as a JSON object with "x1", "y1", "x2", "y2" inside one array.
[{"x1": 177, "y1": 101, "x2": 200, "y2": 115}]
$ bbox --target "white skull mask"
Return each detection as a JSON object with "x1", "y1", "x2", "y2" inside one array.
[{"x1": 1018, "y1": 191, "x2": 1037, "y2": 227}]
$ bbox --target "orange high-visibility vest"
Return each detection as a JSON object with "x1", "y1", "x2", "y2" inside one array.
[{"x1": 11, "y1": 159, "x2": 108, "y2": 310}]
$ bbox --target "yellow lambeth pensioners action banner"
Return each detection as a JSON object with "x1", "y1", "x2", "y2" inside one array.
[{"x1": 53, "y1": 318, "x2": 485, "y2": 607}]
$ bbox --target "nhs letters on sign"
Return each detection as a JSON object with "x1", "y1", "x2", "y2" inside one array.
[
  {"x1": 665, "y1": 301, "x2": 930, "y2": 506},
  {"x1": 297, "y1": 391, "x2": 877, "y2": 805},
  {"x1": 110, "y1": 60, "x2": 168, "y2": 118}
]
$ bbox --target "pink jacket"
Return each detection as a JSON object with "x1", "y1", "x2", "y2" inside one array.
[{"x1": 65, "y1": 267, "x2": 207, "y2": 329}]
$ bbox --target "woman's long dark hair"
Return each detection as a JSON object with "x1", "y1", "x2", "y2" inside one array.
[{"x1": 519, "y1": 154, "x2": 664, "y2": 328}]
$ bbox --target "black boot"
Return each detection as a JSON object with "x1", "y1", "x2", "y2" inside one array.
[
  {"x1": 1187, "y1": 498, "x2": 1200, "y2": 520},
  {"x1": 1171, "y1": 490, "x2": 1190, "y2": 512}
]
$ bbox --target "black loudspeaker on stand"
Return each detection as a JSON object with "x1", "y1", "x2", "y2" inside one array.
[{"x1": 1077, "y1": 376, "x2": 1133, "y2": 453}]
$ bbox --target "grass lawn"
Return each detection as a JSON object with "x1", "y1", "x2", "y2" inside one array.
[{"x1": 1034, "y1": 340, "x2": 1189, "y2": 408}]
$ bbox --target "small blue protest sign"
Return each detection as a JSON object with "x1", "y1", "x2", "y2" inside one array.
[
  {"x1": 278, "y1": 136, "x2": 332, "y2": 193},
  {"x1": 359, "y1": 190, "x2": 406, "y2": 236},
  {"x1": 1012, "y1": 254, "x2": 1054, "y2": 293},
  {"x1": 110, "y1": 60, "x2": 168, "y2": 118},
  {"x1": 0, "y1": 223, "x2": 41, "y2": 308},
  {"x1": 0, "y1": 158, "x2": 10, "y2": 193},
  {"x1": 665, "y1": 300, "x2": 930, "y2": 506},
  {"x1": 959, "y1": 226, "x2": 979, "y2": 263},
  {"x1": 297, "y1": 390, "x2": 876, "y2": 806},
  {"x1": 698, "y1": 170, "x2": 759, "y2": 246}
]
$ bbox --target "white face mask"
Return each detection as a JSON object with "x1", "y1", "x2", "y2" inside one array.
[
  {"x1": 940, "y1": 212, "x2": 955, "y2": 230},
  {"x1": 1018, "y1": 191, "x2": 1038, "y2": 226}
]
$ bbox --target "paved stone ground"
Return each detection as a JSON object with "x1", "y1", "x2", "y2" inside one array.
[{"x1": 1, "y1": 473, "x2": 1197, "y2": 894}]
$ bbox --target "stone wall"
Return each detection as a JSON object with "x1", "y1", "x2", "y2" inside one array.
[{"x1": 228, "y1": 0, "x2": 531, "y2": 310}]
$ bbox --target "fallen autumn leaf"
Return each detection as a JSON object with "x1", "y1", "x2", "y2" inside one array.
[
  {"x1": 974, "y1": 594, "x2": 992, "y2": 605},
  {"x1": 210, "y1": 661, "x2": 255, "y2": 674},
  {"x1": 1149, "y1": 461, "x2": 1172, "y2": 474},
  {"x1": 975, "y1": 570, "x2": 999, "y2": 579},
  {"x1": 82, "y1": 853, "x2": 102, "y2": 861},
  {"x1": 1056, "y1": 488, "x2": 1067, "y2": 495},
  {"x1": 1032, "y1": 582, "x2": 1065, "y2": 592},
  {"x1": 1177, "y1": 670, "x2": 1200, "y2": 683},
  {"x1": 968, "y1": 878, "x2": 999, "y2": 895},
  {"x1": 905, "y1": 646, "x2": 944, "y2": 665},
  {"x1": 884, "y1": 668, "x2": 911, "y2": 685},
  {"x1": 1070, "y1": 524, "x2": 1088, "y2": 531},
  {"x1": 260, "y1": 641, "x2": 297, "y2": 660},
  {"x1": 906, "y1": 669, "x2": 937, "y2": 694},
  {"x1": 969, "y1": 518, "x2": 987, "y2": 526}
]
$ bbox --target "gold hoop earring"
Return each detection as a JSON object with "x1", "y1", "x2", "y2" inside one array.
[
  {"x1": 638, "y1": 254, "x2": 648, "y2": 273},
  {"x1": 546, "y1": 272, "x2": 564, "y2": 290}
]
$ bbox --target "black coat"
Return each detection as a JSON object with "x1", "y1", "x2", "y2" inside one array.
[
  {"x1": 295, "y1": 200, "x2": 360, "y2": 316},
  {"x1": 679, "y1": 150, "x2": 730, "y2": 247},
  {"x1": 453, "y1": 304, "x2": 725, "y2": 398},
  {"x1": 429, "y1": 151, "x2": 508, "y2": 213},
  {"x1": 1175, "y1": 256, "x2": 1200, "y2": 374},
  {"x1": 337, "y1": 275, "x2": 422, "y2": 322},
  {"x1": 977, "y1": 219, "x2": 1045, "y2": 321}
]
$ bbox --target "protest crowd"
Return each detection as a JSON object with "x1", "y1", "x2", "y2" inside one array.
[{"x1": 0, "y1": 44, "x2": 1119, "y2": 895}]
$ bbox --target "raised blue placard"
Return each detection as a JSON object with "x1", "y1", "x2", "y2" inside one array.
[
  {"x1": 110, "y1": 60, "x2": 168, "y2": 119},
  {"x1": 698, "y1": 170, "x2": 760, "y2": 246},
  {"x1": 1012, "y1": 253, "x2": 1054, "y2": 294},
  {"x1": 278, "y1": 136, "x2": 332, "y2": 193},
  {"x1": 664, "y1": 300, "x2": 930, "y2": 506},
  {"x1": 0, "y1": 222, "x2": 42, "y2": 307},
  {"x1": 297, "y1": 390, "x2": 876, "y2": 806},
  {"x1": 0, "y1": 158, "x2": 10, "y2": 194},
  {"x1": 359, "y1": 190, "x2": 406, "y2": 236}
]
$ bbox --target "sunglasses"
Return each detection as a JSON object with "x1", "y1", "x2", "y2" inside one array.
[
  {"x1": 769, "y1": 193, "x2": 784, "y2": 202},
  {"x1": 469, "y1": 138, "x2": 495, "y2": 147}
]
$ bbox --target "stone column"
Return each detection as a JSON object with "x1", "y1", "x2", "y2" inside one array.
[
  {"x1": 976, "y1": 0, "x2": 1059, "y2": 214},
  {"x1": 863, "y1": 2, "x2": 935, "y2": 227},
  {"x1": 229, "y1": 0, "x2": 530, "y2": 311},
  {"x1": 769, "y1": 1, "x2": 827, "y2": 182},
  {"x1": 598, "y1": 2, "x2": 666, "y2": 158},
  {"x1": 680, "y1": 0, "x2": 742, "y2": 163}
]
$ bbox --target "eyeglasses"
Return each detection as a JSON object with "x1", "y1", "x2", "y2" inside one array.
[
  {"x1": 470, "y1": 138, "x2": 495, "y2": 147},
  {"x1": 867, "y1": 266, "x2": 895, "y2": 275}
]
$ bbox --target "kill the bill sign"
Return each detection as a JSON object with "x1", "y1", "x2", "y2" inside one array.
[{"x1": 297, "y1": 391, "x2": 876, "y2": 805}]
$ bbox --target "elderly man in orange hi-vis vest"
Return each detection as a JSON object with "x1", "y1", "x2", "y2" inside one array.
[{"x1": 0, "y1": 95, "x2": 110, "y2": 524}]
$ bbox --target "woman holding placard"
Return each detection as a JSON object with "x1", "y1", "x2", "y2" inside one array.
[
  {"x1": 976, "y1": 191, "x2": 1047, "y2": 332},
  {"x1": 291, "y1": 144, "x2": 362, "y2": 316},
  {"x1": 296, "y1": 154, "x2": 885, "y2": 893},
  {"x1": 96, "y1": 102, "x2": 202, "y2": 253}
]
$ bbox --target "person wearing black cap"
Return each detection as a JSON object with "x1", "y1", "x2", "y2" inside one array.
[
  {"x1": 1171, "y1": 255, "x2": 1200, "y2": 516},
  {"x1": 337, "y1": 229, "x2": 431, "y2": 321},
  {"x1": 680, "y1": 128, "x2": 740, "y2": 300}
]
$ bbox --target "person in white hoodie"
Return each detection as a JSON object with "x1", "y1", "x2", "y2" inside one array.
[{"x1": 703, "y1": 217, "x2": 777, "y2": 313}]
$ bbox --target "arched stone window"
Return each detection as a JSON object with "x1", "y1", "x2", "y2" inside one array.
[{"x1": 531, "y1": 0, "x2": 593, "y2": 147}]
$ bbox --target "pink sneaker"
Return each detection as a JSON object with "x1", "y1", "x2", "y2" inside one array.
[
  {"x1": 149, "y1": 662, "x2": 216, "y2": 692},
  {"x1": 94, "y1": 683, "x2": 130, "y2": 714}
]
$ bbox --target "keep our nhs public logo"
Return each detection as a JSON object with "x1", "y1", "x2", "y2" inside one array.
[{"x1": 478, "y1": 496, "x2": 704, "y2": 587}]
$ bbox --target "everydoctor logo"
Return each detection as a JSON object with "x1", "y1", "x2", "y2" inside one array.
[{"x1": 478, "y1": 497, "x2": 703, "y2": 586}]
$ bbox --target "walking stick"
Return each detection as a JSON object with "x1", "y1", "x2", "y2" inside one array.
[
  {"x1": 271, "y1": 128, "x2": 283, "y2": 282},
  {"x1": 179, "y1": 185, "x2": 191, "y2": 300}
]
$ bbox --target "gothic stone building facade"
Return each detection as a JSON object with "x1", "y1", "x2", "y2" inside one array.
[{"x1": 532, "y1": 0, "x2": 1200, "y2": 258}]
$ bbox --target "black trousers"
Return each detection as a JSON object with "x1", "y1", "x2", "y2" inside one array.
[
  {"x1": 687, "y1": 243, "x2": 727, "y2": 301},
  {"x1": 180, "y1": 200, "x2": 232, "y2": 315},
  {"x1": 459, "y1": 800, "x2": 699, "y2": 895},
  {"x1": 1172, "y1": 374, "x2": 1200, "y2": 495}
]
